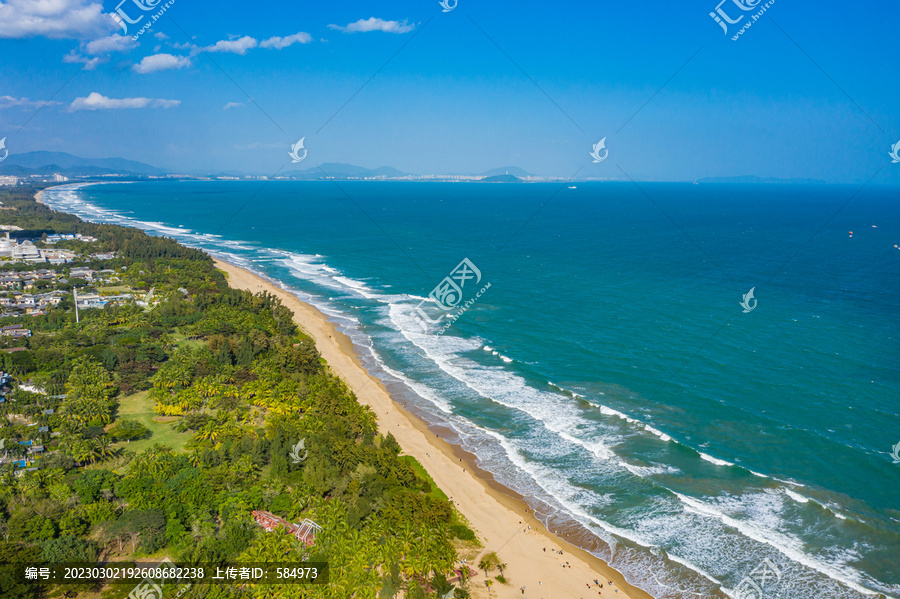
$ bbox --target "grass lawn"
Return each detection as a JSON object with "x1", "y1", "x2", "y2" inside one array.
[
  {"x1": 112, "y1": 390, "x2": 193, "y2": 455},
  {"x1": 169, "y1": 331, "x2": 205, "y2": 350},
  {"x1": 97, "y1": 285, "x2": 132, "y2": 294}
]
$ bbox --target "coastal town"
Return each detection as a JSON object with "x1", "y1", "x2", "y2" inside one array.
[
  {"x1": 0, "y1": 231, "x2": 148, "y2": 323},
  {"x1": 0, "y1": 227, "x2": 156, "y2": 478}
]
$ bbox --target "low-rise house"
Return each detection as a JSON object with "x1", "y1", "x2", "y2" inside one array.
[
  {"x1": 103, "y1": 294, "x2": 134, "y2": 306},
  {"x1": 250, "y1": 511, "x2": 321, "y2": 546},
  {"x1": 42, "y1": 250, "x2": 75, "y2": 264},
  {"x1": 75, "y1": 293, "x2": 106, "y2": 309},
  {"x1": 0, "y1": 275, "x2": 22, "y2": 288},
  {"x1": 1, "y1": 324, "x2": 31, "y2": 338},
  {"x1": 69, "y1": 267, "x2": 95, "y2": 281},
  {"x1": 45, "y1": 234, "x2": 97, "y2": 244}
]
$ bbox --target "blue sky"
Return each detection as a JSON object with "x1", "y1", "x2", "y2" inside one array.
[{"x1": 1, "y1": 0, "x2": 899, "y2": 182}]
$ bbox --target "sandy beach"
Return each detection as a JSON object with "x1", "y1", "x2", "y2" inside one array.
[{"x1": 215, "y1": 259, "x2": 652, "y2": 599}]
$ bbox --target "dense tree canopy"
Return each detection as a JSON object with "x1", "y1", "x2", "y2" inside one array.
[{"x1": 0, "y1": 186, "x2": 477, "y2": 599}]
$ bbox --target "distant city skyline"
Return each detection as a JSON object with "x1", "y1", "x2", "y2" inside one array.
[{"x1": 1, "y1": 0, "x2": 899, "y2": 183}]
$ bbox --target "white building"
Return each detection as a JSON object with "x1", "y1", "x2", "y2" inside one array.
[
  {"x1": 13, "y1": 241, "x2": 42, "y2": 262},
  {"x1": 0, "y1": 234, "x2": 45, "y2": 262}
]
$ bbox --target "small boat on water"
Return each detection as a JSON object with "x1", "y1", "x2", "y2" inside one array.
[{"x1": 568, "y1": 186, "x2": 577, "y2": 189}]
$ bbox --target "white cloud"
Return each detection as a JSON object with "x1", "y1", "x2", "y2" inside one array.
[
  {"x1": 63, "y1": 50, "x2": 105, "y2": 70},
  {"x1": 85, "y1": 33, "x2": 135, "y2": 55},
  {"x1": 0, "y1": 0, "x2": 112, "y2": 39},
  {"x1": 0, "y1": 96, "x2": 61, "y2": 110},
  {"x1": 69, "y1": 92, "x2": 180, "y2": 111},
  {"x1": 200, "y1": 35, "x2": 258, "y2": 55},
  {"x1": 132, "y1": 53, "x2": 191, "y2": 73},
  {"x1": 328, "y1": 17, "x2": 414, "y2": 34},
  {"x1": 223, "y1": 102, "x2": 244, "y2": 110},
  {"x1": 260, "y1": 31, "x2": 312, "y2": 49},
  {"x1": 154, "y1": 31, "x2": 168, "y2": 40}
]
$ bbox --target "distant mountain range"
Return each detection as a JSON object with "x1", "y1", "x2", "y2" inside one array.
[
  {"x1": 0, "y1": 151, "x2": 166, "y2": 176},
  {"x1": 0, "y1": 152, "x2": 838, "y2": 184},
  {"x1": 0, "y1": 152, "x2": 540, "y2": 180}
]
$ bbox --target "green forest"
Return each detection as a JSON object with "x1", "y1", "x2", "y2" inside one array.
[{"x1": 0, "y1": 186, "x2": 479, "y2": 599}]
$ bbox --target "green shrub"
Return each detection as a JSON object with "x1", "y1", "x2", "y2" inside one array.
[{"x1": 451, "y1": 523, "x2": 476, "y2": 541}]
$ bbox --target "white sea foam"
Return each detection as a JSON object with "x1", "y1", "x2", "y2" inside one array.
[
  {"x1": 698, "y1": 452, "x2": 735, "y2": 467},
  {"x1": 332, "y1": 275, "x2": 380, "y2": 300},
  {"x1": 620, "y1": 461, "x2": 681, "y2": 477},
  {"x1": 375, "y1": 360, "x2": 453, "y2": 414},
  {"x1": 785, "y1": 489, "x2": 810, "y2": 504},
  {"x1": 672, "y1": 491, "x2": 879, "y2": 596},
  {"x1": 43, "y1": 182, "x2": 892, "y2": 599},
  {"x1": 547, "y1": 381, "x2": 585, "y2": 398},
  {"x1": 595, "y1": 403, "x2": 639, "y2": 424},
  {"x1": 479, "y1": 429, "x2": 724, "y2": 591},
  {"x1": 644, "y1": 425, "x2": 673, "y2": 442}
]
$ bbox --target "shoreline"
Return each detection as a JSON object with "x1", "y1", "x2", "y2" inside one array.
[
  {"x1": 215, "y1": 258, "x2": 653, "y2": 599},
  {"x1": 34, "y1": 184, "x2": 650, "y2": 598}
]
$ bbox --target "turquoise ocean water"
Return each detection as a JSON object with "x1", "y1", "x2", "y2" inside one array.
[{"x1": 41, "y1": 181, "x2": 899, "y2": 599}]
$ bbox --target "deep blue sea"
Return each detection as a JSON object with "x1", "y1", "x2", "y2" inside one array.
[{"x1": 42, "y1": 181, "x2": 900, "y2": 599}]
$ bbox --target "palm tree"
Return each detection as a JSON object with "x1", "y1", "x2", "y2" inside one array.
[
  {"x1": 71, "y1": 440, "x2": 98, "y2": 465},
  {"x1": 478, "y1": 552, "x2": 500, "y2": 577},
  {"x1": 94, "y1": 435, "x2": 118, "y2": 459}
]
